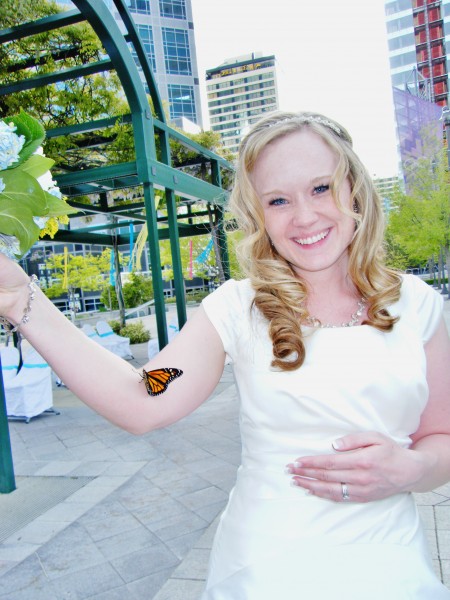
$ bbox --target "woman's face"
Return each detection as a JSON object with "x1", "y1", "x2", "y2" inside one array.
[{"x1": 250, "y1": 128, "x2": 356, "y2": 281}]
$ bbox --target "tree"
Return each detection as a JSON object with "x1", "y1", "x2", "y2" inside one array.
[
  {"x1": 386, "y1": 149, "x2": 450, "y2": 280},
  {"x1": 101, "y1": 272, "x2": 153, "y2": 310},
  {"x1": 0, "y1": 0, "x2": 131, "y2": 170},
  {"x1": 43, "y1": 249, "x2": 112, "y2": 297}
]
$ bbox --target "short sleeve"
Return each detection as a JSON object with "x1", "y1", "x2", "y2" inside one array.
[
  {"x1": 399, "y1": 275, "x2": 444, "y2": 343},
  {"x1": 202, "y1": 279, "x2": 254, "y2": 363}
]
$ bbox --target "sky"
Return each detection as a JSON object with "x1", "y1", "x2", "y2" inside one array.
[{"x1": 190, "y1": 0, "x2": 400, "y2": 179}]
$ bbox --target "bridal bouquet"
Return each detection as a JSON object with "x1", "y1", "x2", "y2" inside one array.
[{"x1": 0, "y1": 110, "x2": 76, "y2": 259}]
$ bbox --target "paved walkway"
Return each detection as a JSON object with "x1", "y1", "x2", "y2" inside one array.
[{"x1": 0, "y1": 293, "x2": 449, "y2": 599}]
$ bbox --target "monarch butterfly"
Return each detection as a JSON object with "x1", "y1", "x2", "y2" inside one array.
[{"x1": 141, "y1": 367, "x2": 183, "y2": 396}]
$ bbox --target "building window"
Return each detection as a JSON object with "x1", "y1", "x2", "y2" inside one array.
[
  {"x1": 168, "y1": 84, "x2": 197, "y2": 122},
  {"x1": 162, "y1": 27, "x2": 192, "y2": 75},
  {"x1": 135, "y1": 24, "x2": 156, "y2": 72},
  {"x1": 127, "y1": 0, "x2": 151, "y2": 14},
  {"x1": 159, "y1": 0, "x2": 186, "y2": 19}
]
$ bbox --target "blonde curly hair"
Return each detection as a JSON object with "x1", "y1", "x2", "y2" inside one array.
[{"x1": 229, "y1": 110, "x2": 402, "y2": 371}]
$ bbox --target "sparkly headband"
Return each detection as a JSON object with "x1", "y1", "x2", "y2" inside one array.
[{"x1": 266, "y1": 115, "x2": 341, "y2": 136}]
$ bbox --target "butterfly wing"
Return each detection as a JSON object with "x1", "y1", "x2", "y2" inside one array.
[{"x1": 142, "y1": 367, "x2": 183, "y2": 396}]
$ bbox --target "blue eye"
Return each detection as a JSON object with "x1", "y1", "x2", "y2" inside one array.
[
  {"x1": 313, "y1": 184, "x2": 329, "y2": 194},
  {"x1": 269, "y1": 197, "x2": 287, "y2": 206}
]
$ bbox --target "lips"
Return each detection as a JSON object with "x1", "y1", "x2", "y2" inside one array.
[{"x1": 294, "y1": 228, "x2": 330, "y2": 246}]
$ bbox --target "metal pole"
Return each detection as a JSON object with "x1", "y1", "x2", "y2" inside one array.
[{"x1": 0, "y1": 357, "x2": 16, "y2": 494}]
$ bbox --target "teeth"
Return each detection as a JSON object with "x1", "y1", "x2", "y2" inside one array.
[{"x1": 296, "y1": 230, "x2": 329, "y2": 245}]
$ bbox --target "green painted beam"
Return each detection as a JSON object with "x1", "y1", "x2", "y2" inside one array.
[
  {"x1": 0, "y1": 9, "x2": 83, "y2": 43},
  {"x1": 0, "y1": 367, "x2": 15, "y2": 494},
  {"x1": 0, "y1": 59, "x2": 114, "y2": 96}
]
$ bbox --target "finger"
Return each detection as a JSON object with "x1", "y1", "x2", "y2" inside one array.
[
  {"x1": 332, "y1": 431, "x2": 390, "y2": 452},
  {"x1": 292, "y1": 477, "x2": 362, "y2": 503},
  {"x1": 288, "y1": 466, "x2": 366, "y2": 486}
]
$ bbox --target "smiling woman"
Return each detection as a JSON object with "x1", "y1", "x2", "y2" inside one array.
[{"x1": 0, "y1": 110, "x2": 448, "y2": 600}]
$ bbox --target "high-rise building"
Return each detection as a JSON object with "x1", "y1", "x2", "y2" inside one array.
[
  {"x1": 58, "y1": 0, "x2": 202, "y2": 127},
  {"x1": 385, "y1": 0, "x2": 450, "y2": 106},
  {"x1": 206, "y1": 53, "x2": 278, "y2": 154}
]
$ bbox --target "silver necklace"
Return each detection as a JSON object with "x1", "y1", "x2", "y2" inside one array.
[{"x1": 305, "y1": 298, "x2": 366, "y2": 329}]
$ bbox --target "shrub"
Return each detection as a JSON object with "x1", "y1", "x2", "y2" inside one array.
[
  {"x1": 185, "y1": 290, "x2": 209, "y2": 303},
  {"x1": 118, "y1": 321, "x2": 150, "y2": 344},
  {"x1": 108, "y1": 319, "x2": 121, "y2": 334}
]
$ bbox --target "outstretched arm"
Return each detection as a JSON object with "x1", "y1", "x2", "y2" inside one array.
[
  {"x1": 0, "y1": 255, "x2": 226, "y2": 434},
  {"x1": 286, "y1": 317, "x2": 450, "y2": 502}
]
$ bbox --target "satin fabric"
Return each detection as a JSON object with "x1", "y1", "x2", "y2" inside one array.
[{"x1": 201, "y1": 275, "x2": 448, "y2": 599}]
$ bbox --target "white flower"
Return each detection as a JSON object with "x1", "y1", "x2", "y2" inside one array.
[
  {"x1": 33, "y1": 217, "x2": 49, "y2": 229},
  {"x1": 0, "y1": 178, "x2": 5, "y2": 194},
  {"x1": 0, "y1": 233, "x2": 20, "y2": 260},
  {"x1": 0, "y1": 121, "x2": 25, "y2": 170}
]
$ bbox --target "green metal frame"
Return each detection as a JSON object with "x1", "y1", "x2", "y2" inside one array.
[{"x1": 0, "y1": 0, "x2": 234, "y2": 492}]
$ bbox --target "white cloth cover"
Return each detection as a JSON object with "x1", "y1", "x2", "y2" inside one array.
[
  {"x1": 96, "y1": 320, "x2": 132, "y2": 359},
  {"x1": 200, "y1": 275, "x2": 449, "y2": 599},
  {"x1": 4, "y1": 348, "x2": 53, "y2": 421},
  {"x1": 1, "y1": 346, "x2": 20, "y2": 381}
]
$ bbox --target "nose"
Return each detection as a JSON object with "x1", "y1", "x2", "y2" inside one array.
[{"x1": 291, "y1": 198, "x2": 318, "y2": 228}]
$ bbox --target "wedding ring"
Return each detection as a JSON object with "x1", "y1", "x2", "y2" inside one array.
[{"x1": 341, "y1": 482, "x2": 350, "y2": 501}]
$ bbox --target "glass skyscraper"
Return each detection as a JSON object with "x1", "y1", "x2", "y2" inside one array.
[
  {"x1": 385, "y1": 0, "x2": 450, "y2": 106},
  {"x1": 58, "y1": 0, "x2": 202, "y2": 127}
]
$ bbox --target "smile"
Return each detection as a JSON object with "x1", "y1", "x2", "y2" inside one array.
[{"x1": 295, "y1": 229, "x2": 330, "y2": 246}]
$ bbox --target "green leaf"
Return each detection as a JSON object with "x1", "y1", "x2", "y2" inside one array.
[
  {"x1": 44, "y1": 191, "x2": 78, "y2": 217},
  {"x1": 0, "y1": 169, "x2": 48, "y2": 216},
  {"x1": 20, "y1": 154, "x2": 55, "y2": 178},
  {"x1": 0, "y1": 202, "x2": 40, "y2": 257}
]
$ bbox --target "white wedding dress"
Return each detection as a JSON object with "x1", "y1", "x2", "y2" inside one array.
[{"x1": 201, "y1": 275, "x2": 449, "y2": 599}]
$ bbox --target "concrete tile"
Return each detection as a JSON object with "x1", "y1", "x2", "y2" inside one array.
[
  {"x1": 438, "y1": 530, "x2": 450, "y2": 559},
  {"x1": 150, "y1": 511, "x2": 208, "y2": 542},
  {"x1": 133, "y1": 497, "x2": 190, "y2": 527},
  {"x1": 152, "y1": 578, "x2": 206, "y2": 600},
  {"x1": 95, "y1": 524, "x2": 159, "y2": 561},
  {"x1": 171, "y1": 547, "x2": 210, "y2": 580},
  {"x1": 110, "y1": 544, "x2": 179, "y2": 583},
  {"x1": 34, "y1": 461, "x2": 83, "y2": 476},
  {"x1": 415, "y1": 491, "x2": 450, "y2": 506},
  {"x1": 6, "y1": 519, "x2": 68, "y2": 545},
  {"x1": 425, "y1": 527, "x2": 439, "y2": 559},
  {"x1": 83, "y1": 512, "x2": 142, "y2": 542},
  {"x1": 436, "y1": 506, "x2": 450, "y2": 529},
  {"x1": 417, "y1": 504, "x2": 436, "y2": 529},
  {"x1": 177, "y1": 486, "x2": 228, "y2": 513},
  {"x1": 194, "y1": 518, "x2": 220, "y2": 550},
  {"x1": 0, "y1": 542, "x2": 40, "y2": 563},
  {"x1": 0, "y1": 553, "x2": 47, "y2": 597},
  {"x1": 165, "y1": 529, "x2": 205, "y2": 560},
  {"x1": 442, "y1": 559, "x2": 450, "y2": 586},
  {"x1": 36, "y1": 523, "x2": 106, "y2": 579},
  {"x1": 49, "y1": 561, "x2": 124, "y2": 599},
  {"x1": 126, "y1": 567, "x2": 175, "y2": 600},
  {"x1": 39, "y1": 502, "x2": 92, "y2": 523}
]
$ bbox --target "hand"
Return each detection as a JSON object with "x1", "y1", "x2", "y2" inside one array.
[
  {"x1": 286, "y1": 431, "x2": 426, "y2": 503},
  {"x1": 0, "y1": 253, "x2": 30, "y2": 319}
]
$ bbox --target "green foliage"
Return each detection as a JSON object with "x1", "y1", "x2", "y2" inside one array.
[
  {"x1": 101, "y1": 272, "x2": 153, "y2": 309},
  {"x1": 185, "y1": 289, "x2": 209, "y2": 303},
  {"x1": 0, "y1": 1, "x2": 131, "y2": 170},
  {"x1": 107, "y1": 319, "x2": 150, "y2": 342},
  {"x1": 386, "y1": 150, "x2": 450, "y2": 268},
  {"x1": 42, "y1": 249, "x2": 112, "y2": 298}
]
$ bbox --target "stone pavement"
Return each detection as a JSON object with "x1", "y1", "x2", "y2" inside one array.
[{"x1": 0, "y1": 294, "x2": 449, "y2": 599}]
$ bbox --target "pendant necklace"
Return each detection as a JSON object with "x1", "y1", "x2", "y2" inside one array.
[{"x1": 305, "y1": 298, "x2": 366, "y2": 329}]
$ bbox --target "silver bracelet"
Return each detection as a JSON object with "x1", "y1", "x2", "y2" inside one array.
[{"x1": 0, "y1": 275, "x2": 39, "y2": 337}]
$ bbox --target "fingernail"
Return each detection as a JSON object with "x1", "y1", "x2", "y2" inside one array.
[
  {"x1": 294, "y1": 461, "x2": 302, "y2": 468},
  {"x1": 285, "y1": 466, "x2": 294, "y2": 474},
  {"x1": 332, "y1": 439, "x2": 343, "y2": 450}
]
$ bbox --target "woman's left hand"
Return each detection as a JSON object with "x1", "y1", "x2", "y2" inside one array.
[{"x1": 286, "y1": 431, "x2": 426, "y2": 503}]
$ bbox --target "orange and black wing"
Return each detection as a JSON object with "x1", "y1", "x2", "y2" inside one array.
[{"x1": 141, "y1": 367, "x2": 183, "y2": 396}]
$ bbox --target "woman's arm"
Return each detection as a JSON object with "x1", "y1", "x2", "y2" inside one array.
[
  {"x1": 0, "y1": 256, "x2": 226, "y2": 435},
  {"x1": 286, "y1": 317, "x2": 450, "y2": 502}
]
